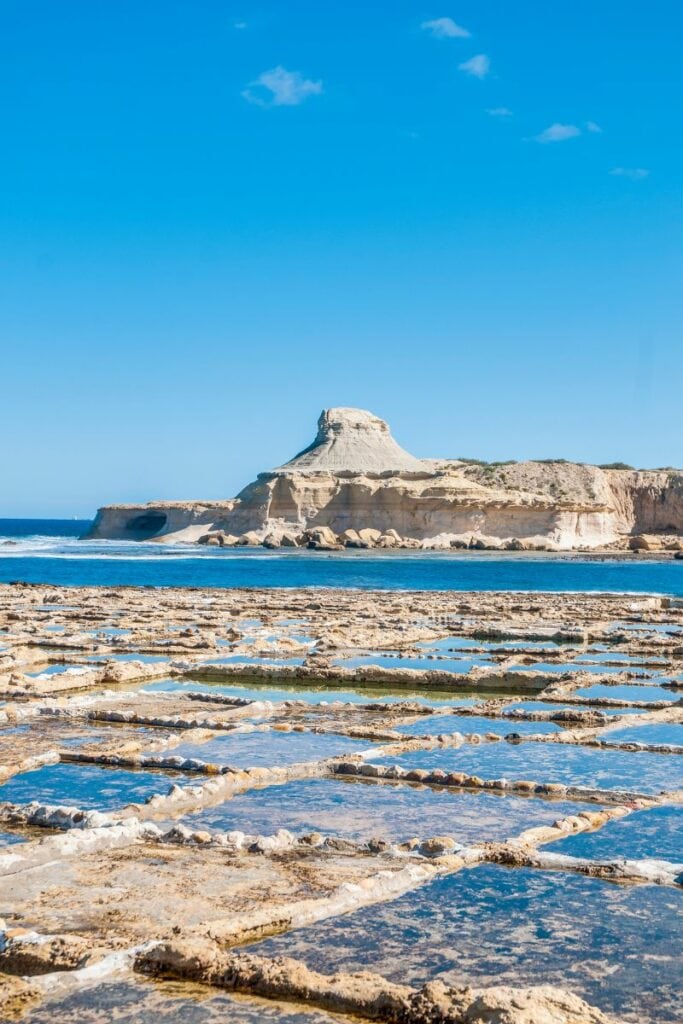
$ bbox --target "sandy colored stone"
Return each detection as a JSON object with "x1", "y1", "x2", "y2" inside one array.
[
  {"x1": 86, "y1": 407, "x2": 683, "y2": 549},
  {"x1": 0, "y1": 973, "x2": 42, "y2": 1020}
]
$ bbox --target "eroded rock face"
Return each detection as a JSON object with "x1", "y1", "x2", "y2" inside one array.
[
  {"x1": 280, "y1": 407, "x2": 427, "y2": 474},
  {"x1": 136, "y1": 944, "x2": 613, "y2": 1024},
  {"x1": 87, "y1": 407, "x2": 683, "y2": 550}
]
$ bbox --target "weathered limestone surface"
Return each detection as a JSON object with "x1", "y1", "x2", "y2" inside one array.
[
  {"x1": 1, "y1": 583, "x2": 681, "y2": 1023},
  {"x1": 137, "y1": 944, "x2": 614, "y2": 1024},
  {"x1": 87, "y1": 407, "x2": 683, "y2": 550}
]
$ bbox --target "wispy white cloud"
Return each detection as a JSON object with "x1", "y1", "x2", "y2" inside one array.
[
  {"x1": 585, "y1": 120, "x2": 603, "y2": 133},
  {"x1": 233, "y1": 20, "x2": 247, "y2": 30},
  {"x1": 242, "y1": 66, "x2": 323, "y2": 108},
  {"x1": 421, "y1": 17, "x2": 470, "y2": 38},
  {"x1": 533, "y1": 122, "x2": 581, "y2": 143},
  {"x1": 487, "y1": 106, "x2": 512, "y2": 117},
  {"x1": 610, "y1": 167, "x2": 649, "y2": 180},
  {"x1": 458, "y1": 54, "x2": 490, "y2": 79}
]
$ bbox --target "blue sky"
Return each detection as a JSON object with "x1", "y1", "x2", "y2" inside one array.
[{"x1": 1, "y1": 1, "x2": 681, "y2": 516}]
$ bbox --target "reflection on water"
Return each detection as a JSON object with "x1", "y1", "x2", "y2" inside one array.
[
  {"x1": 142, "y1": 676, "x2": 489, "y2": 707},
  {"x1": 332, "y1": 654, "x2": 485, "y2": 673},
  {"x1": 574, "y1": 684, "x2": 679, "y2": 703},
  {"x1": 255, "y1": 863, "x2": 682, "y2": 1024},
  {"x1": 602, "y1": 722, "x2": 683, "y2": 746},
  {"x1": 550, "y1": 804, "x2": 683, "y2": 862},
  {"x1": 395, "y1": 714, "x2": 560, "y2": 736},
  {"x1": 373, "y1": 740, "x2": 683, "y2": 793},
  {"x1": 177, "y1": 775, "x2": 592, "y2": 844},
  {"x1": 0, "y1": 762, "x2": 194, "y2": 810},
  {"x1": 170, "y1": 730, "x2": 375, "y2": 767},
  {"x1": 505, "y1": 700, "x2": 643, "y2": 716},
  {"x1": 25, "y1": 975, "x2": 340, "y2": 1023},
  {"x1": 0, "y1": 829, "x2": 25, "y2": 846},
  {"x1": 2, "y1": 522, "x2": 683, "y2": 595}
]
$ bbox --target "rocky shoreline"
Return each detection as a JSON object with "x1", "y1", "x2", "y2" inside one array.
[
  {"x1": 88, "y1": 407, "x2": 683, "y2": 553},
  {"x1": 194, "y1": 523, "x2": 683, "y2": 556}
]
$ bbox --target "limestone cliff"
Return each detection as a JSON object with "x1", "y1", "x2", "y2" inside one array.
[{"x1": 87, "y1": 407, "x2": 683, "y2": 551}]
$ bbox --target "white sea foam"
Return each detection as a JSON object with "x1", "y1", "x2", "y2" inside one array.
[{"x1": 0, "y1": 534, "x2": 287, "y2": 560}]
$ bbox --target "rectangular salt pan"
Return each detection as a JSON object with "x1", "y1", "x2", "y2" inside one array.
[
  {"x1": 170, "y1": 730, "x2": 376, "y2": 767},
  {"x1": 395, "y1": 714, "x2": 560, "y2": 736},
  {"x1": 25, "y1": 975, "x2": 341, "y2": 1024},
  {"x1": 156, "y1": 678, "x2": 484, "y2": 707},
  {"x1": 549, "y1": 805, "x2": 682, "y2": 863},
  {"x1": 574, "y1": 684, "x2": 678, "y2": 703},
  {"x1": 602, "y1": 723, "x2": 683, "y2": 746},
  {"x1": 254, "y1": 864, "x2": 682, "y2": 1024},
  {"x1": 332, "y1": 655, "x2": 486, "y2": 673},
  {"x1": 0, "y1": 762, "x2": 194, "y2": 811},
  {"x1": 372, "y1": 741, "x2": 683, "y2": 794},
  {"x1": 504, "y1": 701, "x2": 642, "y2": 717},
  {"x1": 507, "y1": 661, "x2": 645, "y2": 675},
  {"x1": 176, "y1": 776, "x2": 592, "y2": 844}
]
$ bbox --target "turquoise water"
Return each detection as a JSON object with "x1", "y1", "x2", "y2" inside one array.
[
  {"x1": 178, "y1": 776, "x2": 592, "y2": 844},
  {"x1": 1, "y1": 521, "x2": 683, "y2": 593},
  {"x1": 255, "y1": 864, "x2": 682, "y2": 1023},
  {"x1": 550, "y1": 805, "x2": 682, "y2": 862}
]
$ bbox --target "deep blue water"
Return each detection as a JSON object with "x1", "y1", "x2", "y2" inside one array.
[
  {"x1": 0, "y1": 518, "x2": 87, "y2": 538},
  {"x1": 1, "y1": 519, "x2": 682, "y2": 593}
]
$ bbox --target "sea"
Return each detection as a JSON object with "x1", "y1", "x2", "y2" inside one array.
[{"x1": 0, "y1": 519, "x2": 682, "y2": 594}]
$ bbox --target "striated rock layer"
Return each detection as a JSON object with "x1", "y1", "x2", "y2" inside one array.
[{"x1": 87, "y1": 407, "x2": 683, "y2": 551}]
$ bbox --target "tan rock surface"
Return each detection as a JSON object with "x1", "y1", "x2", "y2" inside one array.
[{"x1": 87, "y1": 408, "x2": 683, "y2": 550}]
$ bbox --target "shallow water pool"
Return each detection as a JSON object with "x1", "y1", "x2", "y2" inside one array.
[
  {"x1": 395, "y1": 714, "x2": 560, "y2": 737},
  {"x1": 86, "y1": 652, "x2": 170, "y2": 664},
  {"x1": 202, "y1": 655, "x2": 307, "y2": 668},
  {"x1": 25, "y1": 975, "x2": 340, "y2": 1024},
  {"x1": 332, "y1": 654, "x2": 484, "y2": 673},
  {"x1": 372, "y1": 741, "x2": 683, "y2": 794},
  {"x1": 574, "y1": 683, "x2": 679, "y2": 703},
  {"x1": 0, "y1": 761, "x2": 194, "y2": 811},
  {"x1": 0, "y1": 829, "x2": 25, "y2": 846},
  {"x1": 26, "y1": 664, "x2": 90, "y2": 679},
  {"x1": 503, "y1": 701, "x2": 642, "y2": 717},
  {"x1": 175, "y1": 775, "x2": 591, "y2": 844},
  {"x1": 549, "y1": 804, "x2": 682, "y2": 863},
  {"x1": 601, "y1": 722, "x2": 683, "y2": 746},
  {"x1": 143, "y1": 677, "x2": 486, "y2": 708},
  {"x1": 255, "y1": 863, "x2": 683, "y2": 1024},
  {"x1": 170, "y1": 729, "x2": 376, "y2": 767}
]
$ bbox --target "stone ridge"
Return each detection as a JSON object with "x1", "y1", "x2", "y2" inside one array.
[{"x1": 276, "y1": 407, "x2": 427, "y2": 474}]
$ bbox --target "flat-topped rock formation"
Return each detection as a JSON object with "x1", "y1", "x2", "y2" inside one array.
[{"x1": 87, "y1": 407, "x2": 683, "y2": 551}]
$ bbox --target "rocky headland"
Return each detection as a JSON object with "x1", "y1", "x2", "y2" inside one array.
[{"x1": 87, "y1": 407, "x2": 683, "y2": 552}]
